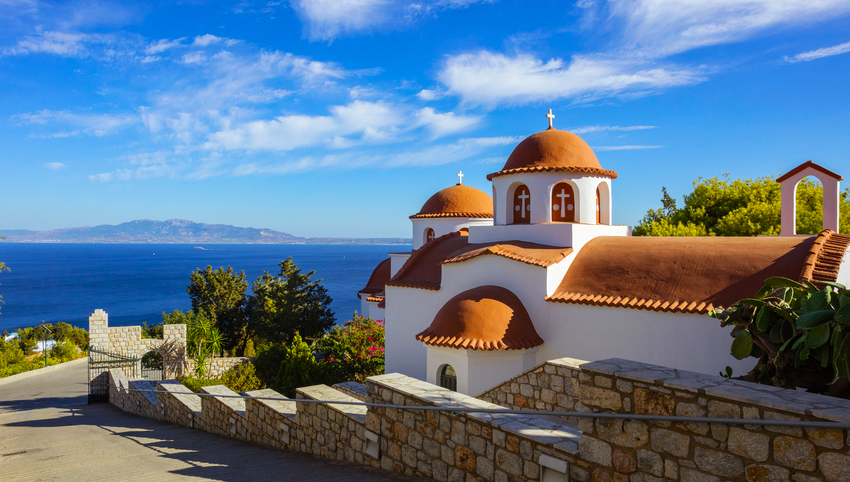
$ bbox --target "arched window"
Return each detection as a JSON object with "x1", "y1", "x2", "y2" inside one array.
[
  {"x1": 425, "y1": 228, "x2": 435, "y2": 244},
  {"x1": 551, "y1": 182, "x2": 575, "y2": 222},
  {"x1": 458, "y1": 227, "x2": 469, "y2": 234},
  {"x1": 439, "y1": 364, "x2": 457, "y2": 391},
  {"x1": 511, "y1": 184, "x2": 531, "y2": 224},
  {"x1": 596, "y1": 187, "x2": 601, "y2": 224}
]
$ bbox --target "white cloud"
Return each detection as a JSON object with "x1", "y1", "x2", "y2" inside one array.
[
  {"x1": 571, "y1": 125, "x2": 657, "y2": 134},
  {"x1": 17, "y1": 110, "x2": 137, "y2": 136},
  {"x1": 785, "y1": 40, "x2": 850, "y2": 63},
  {"x1": 3, "y1": 30, "x2": 92, "y2": 57},
  {"x1": 193, "y1": 34, "x2": 223, "y2": 47},
  {"x1": 88, "y1": 173, "x2": 113, "y2": 182},
  {"x1": 145, "y1": 38, "x2": 184, "y2": 54},
  {"x1": 439, "y1": 51, "x2": 704, "y2": 106},
  {"x1": 416, "y1": 88, "x2": 445, "y2": 101},
  {"x1": 600, "y1": 0, "x2": 850, "y2": 57},
  {"x1": 291, "y1": 0, "x2": 492, "y2": 41},
  {"x1": 414, "y1": 108, "x2": 481, "y2": 138},
  {"x1": 593, "y1": 145, "x2": 663, "y2": 151},
  {"x1": 45, "y1": 162, "x2": 66, "y2": 169},
  {"x1": 205, "y1": 100, "x2": 400, "y2": 151},
  {"x1": 180, "y1": 51, "x2": 206, "y2": 64}
]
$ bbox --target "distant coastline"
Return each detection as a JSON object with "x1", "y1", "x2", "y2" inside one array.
[{"x1": 0, "y1": 219, "x2": 412, "y2": 245}]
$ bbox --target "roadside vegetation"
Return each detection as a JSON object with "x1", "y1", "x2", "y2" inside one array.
[
  {"x1": 1, "y1": 322, "x2": 89, "y2": 378},
  {"x1": 141, "y1": 258, "x2": 385, "y2": 397}
]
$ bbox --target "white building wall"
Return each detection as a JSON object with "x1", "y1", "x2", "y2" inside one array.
[
  {"x1": 540, "y1": 303, "x2": 754, "y2": 377},
  {"x1": 388, "y1": 252, "x2": 411, "y2": 277},
  {"x1": 836, "y1": 246, "x2": 850, "y2": 287},
  {"x1": 384, "y1": 286, "x2": 451, "y2": 381},
  {"x1": 411, "y1": 218, "x2": 493, "y2": 250},
  {"x1": 468, "y1": 223, "x2": 630, "y2": 252},
  {"x1": 426, "y1": 345, "x2": 539, "y2": 395}
]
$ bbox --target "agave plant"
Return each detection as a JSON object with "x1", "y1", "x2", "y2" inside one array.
[{"x1": 711, "y1": 276, "x2": 850, "y2": 398}]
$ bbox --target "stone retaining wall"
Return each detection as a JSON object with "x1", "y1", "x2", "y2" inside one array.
[
  {"x1": 479, "y1": 357, "x2": 850, "y2": 481},
  {"x1": 186, "y1": 357, "x2": 251, "y2": 379},
  {"x1": 200, "y1": 385, "x2": 249, "y2": 441},
  {"x1": 157, "y1": 380, "x2": 203, "y2": 430}
]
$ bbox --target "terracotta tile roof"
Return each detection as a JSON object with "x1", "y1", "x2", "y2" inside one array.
[
  {"x1": 546, "y1": 235, "x2": 832, "y2": 314},
  {"x1": 487, "y1": 165, "x2": 618, "y2": 181},
  {"x1": 799, "y1": 230, "x2": 850, "y2": 283},
  {"x1": 410, "y1": 184, "x2": 493, "y2": 219},
  {"x1": 386, "y1": 231, "x2": 470, "y2": 291},
  {"x1": 776, "y1": 161, "x2": 843, "y2": 182},
  {"x1": 365, "y1": 290, "x2": 385, "y2": 304},
  {"x1": 357, "y1": 258, "x2": 391, "y2": 299},
  {"x1": 416, "y1": 285, "x2": 543, "y2": 350},
  {"x1": 443, "y1": 241, "x2": 573, "y2": 268}
]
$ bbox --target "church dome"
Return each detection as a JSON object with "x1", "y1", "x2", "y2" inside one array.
[
  {"x1": 487, "y1": 127, "x2": 618, "y2": 180},
  {"x1": 416, "y1": 285, "x2": 543, "y2": 350},
  {"x1": 410, "y1": 184, "x2": 493, "y2": 219}
]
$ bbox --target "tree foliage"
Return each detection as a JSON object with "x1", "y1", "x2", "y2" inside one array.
[
  {"x1": 187, "y1": 266, "x2": 248, "y2": 349},
  {"x1": 711, "y1": 277, "x2": 850, "y2": 399},
  {"x1": 634, "y1": 175, "x2": 850, "y2": 236},
  {"x1": 247, "y1": 258, "x2": 335, "y2": 345}
]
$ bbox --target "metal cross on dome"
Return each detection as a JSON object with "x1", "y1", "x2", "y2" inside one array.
[
  {"x1": 546, "y1": 109, "x2": 555, "y2": 129},
  {"x1": 458, "y1": 171, "x2": 464, "y2": 185}
]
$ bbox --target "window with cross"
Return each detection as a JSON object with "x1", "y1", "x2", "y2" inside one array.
[
  {"x1": 551, "y1": 182, "x2": 575, "y2": 222},
  {"x1": 511, "y1": 184, "x2": 531, "y2": 224}
]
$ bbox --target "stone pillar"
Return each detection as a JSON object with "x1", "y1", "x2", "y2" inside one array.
[{"x1": 88, "y1": 309, "x2": 109, "y2": 348}]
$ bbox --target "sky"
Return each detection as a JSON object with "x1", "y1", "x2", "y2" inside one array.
[{"x1": 1, "y1": 0, "x2": 849, "y2": 238}]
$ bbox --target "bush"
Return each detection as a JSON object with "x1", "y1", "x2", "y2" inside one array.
[
  {"x1": 50, "y1": 340, "x2": 78, "y2": 362},
  {"x1": 177, "y1": 376, "x2": 224, "y2": 393},
  {"x1": 243, "y1": 339, "x2": 256, "y2": 357},
  {"x1": 222, "y1": 361, "x2": 265, "y2": 392},
  {"x1": 315, "y1": 316, "x2": 384, "y2": 383}
]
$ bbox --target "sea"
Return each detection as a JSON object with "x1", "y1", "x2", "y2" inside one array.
[{"x1": 0, "y1": 243, "x2": 407, "y2": 334}]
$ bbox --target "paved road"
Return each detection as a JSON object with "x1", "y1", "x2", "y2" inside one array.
[{"x1": 0, "y1": 360, "x2": 416, "y2": 481}]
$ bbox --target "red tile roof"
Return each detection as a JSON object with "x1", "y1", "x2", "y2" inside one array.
[
  {"x1": 443, "y1": 241, "x2": 573, "y2": 268},
  {"x1": 358, "y1": 258, "x2": 391, "y2": 299}
]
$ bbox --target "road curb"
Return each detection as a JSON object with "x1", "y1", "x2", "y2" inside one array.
[{"x1": 0, "y1": 357, "x2": 87, "y2": 386}]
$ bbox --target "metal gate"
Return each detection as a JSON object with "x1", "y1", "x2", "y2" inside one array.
[
  {"x1": 141, "y1": 352, "x2": 163, "y2": 381},
  {"x1": 88, "y1": 347, "x2": 139, "y2": 404}
]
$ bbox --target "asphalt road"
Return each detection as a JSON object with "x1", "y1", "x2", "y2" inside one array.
[{"x1": 0, "y1": 359, "x2": 416, "y2": 481}]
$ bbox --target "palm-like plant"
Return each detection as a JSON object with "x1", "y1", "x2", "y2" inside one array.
[{"x1": 187, "y1": 312, "x2": 225, "y2": 378}]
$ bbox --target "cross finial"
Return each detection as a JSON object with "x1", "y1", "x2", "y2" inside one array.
[
  {"x1": 457, "y1": 171, "x2": 464, "y2": 185},
  {"x1": 546, "y1": 109, "x2": 555, "y2": 129}
]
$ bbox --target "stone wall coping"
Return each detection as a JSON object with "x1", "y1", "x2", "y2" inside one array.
[
  {"x1": 333, "y1": 381, "x2": 367, "y2": 401},
  {"x1": 157, "y1": 380, "x2": 202, "y2": 414},
  {"x1": 243, "y1": 388, "x2": 296, "y2": 420},
  {"x1": 129, "y1": 379, "x2": 159, "y2": 406},
  {"x1": 368, "y1": 373, "x2": 581, "y2": 454},
  {"x1": 296, "y1": 384, "x2": 367, "y2": 423},
  {"x1": 200, "y1": 385, "x2": 246, "y2": 417},
  {"x1": 547, "y1": 357, "x2": 590, "y2": 369},
  {"x1": 584, "y1": 357, "x2": 850, "y2": 422}
]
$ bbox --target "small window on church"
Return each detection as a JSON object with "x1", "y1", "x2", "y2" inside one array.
[
  {"x1": 596, "y1": 187, "x2": 601, "y2": 224},
  {"x1": 439, "y1": 364, "x2": 457, "y2": 391},
  {"x1": 551, "y1": 182, "x2": 575, "y2": 222},
  {"x1": 425, "y1": 228, "x2": 435, "y2": 244},
  {"x1": 511, "y1": 184, "x2": 531, "y2": 224}
]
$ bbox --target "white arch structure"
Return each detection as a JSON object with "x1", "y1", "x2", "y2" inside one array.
[{"x1": 777, "y1": 161, "x2": 843, "y2": 236}]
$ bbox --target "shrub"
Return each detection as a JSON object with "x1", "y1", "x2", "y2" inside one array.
[
  {"x1": 222, "y1": 361, "x2": 265, "y2": 392},
  {"x1": 243, "y1": 339, "x2": 256, "y2": 357},
  {"x1": 177, "y1": 376, "x2": 224, "y2": 393},
  {"x1": 315, "y1": 316, "x2": 384, "y2": 383},
  {"x1": 50, "y1": 340, "x2": 78, "y2": 362}
]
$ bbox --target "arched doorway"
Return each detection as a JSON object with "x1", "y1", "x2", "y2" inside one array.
[
  {"x1": 794, "y1": 176, "x2": 825, "y2": 235},
  {"x1": 141, "y1": 351, "x2": 163, "y2": 381},
  {"x1": 439, "y1": 364, "x2": 457, "y2": 391},
  {"x1": 511, "y1": 184, "x2": 531, "y2": 224},
  {"x1": 551, "y1": 182, "x2": 575, "y2": 222}
]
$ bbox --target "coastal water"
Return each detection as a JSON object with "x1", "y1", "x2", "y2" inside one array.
[{"x1": 0, "y1": 243, "x2": 406, "y2": 333}]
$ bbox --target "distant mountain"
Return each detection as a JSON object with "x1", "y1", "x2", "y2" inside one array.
[{"x1": 0, "y1": 219, "x2": 411, "y2": 245}]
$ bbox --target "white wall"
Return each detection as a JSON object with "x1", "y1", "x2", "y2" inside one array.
[
  {"x1": 359, "y1": 296, "x2": 385, "y2": 321},
  {"x1": 388, "y1": 252, "x2": 411, "y2": 277},
  {"x1": 411, "y1": 218, "x2": 492, "y2": 250},
  {"x1": 540, "y1": 303, "x2": 754, "y2": 377},
  {"x1": 384, "y1": 286, "x2": 450, "y2": 381},
  {"x1": 426, "y1": 345, "x2": 539, "y2": 395},
  {"x1": 491, "y1": 172, "x2": 612, "y2": 226},
  {"x1": 836, "y1": 246, "x2": 850, "y2": 287},
  {"x1": 468, "y1": 222, "x2": 629, "y2": 250}
]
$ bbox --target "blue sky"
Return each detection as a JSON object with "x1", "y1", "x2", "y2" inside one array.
[{"x1": 1, "y1": 0, "x2": 849, "y2": 238}]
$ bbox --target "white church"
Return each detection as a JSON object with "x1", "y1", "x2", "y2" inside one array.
[{"x1": 358, "y1": 111, "x2": 850, "y2": 395}]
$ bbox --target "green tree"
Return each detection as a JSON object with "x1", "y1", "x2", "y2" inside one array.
[
  {"x1": 634, "y1": 175, "x2": 850, "y2": 236},
  {"x1": 247, "y1": 258, "x2": 335, "y2": 345},
  {"x1": 187, "y1": 266, "x2": 248, "y2": 351}
]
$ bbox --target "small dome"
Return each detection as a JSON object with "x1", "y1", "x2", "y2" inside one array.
[
  {"x1": 410, "y1": 184, "x2": 493, "y2": 219},
  {"x1": 487, "y1": 128, "x2": 618, "y2": 180},
  {"x1": 416, "y1": 285, "x2": 543, "y2": 350}
]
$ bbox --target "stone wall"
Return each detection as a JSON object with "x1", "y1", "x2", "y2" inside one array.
[
  {"x1": 479, "y1": 357, "x2": 850, "y2": 482},
  {"x1": 186, "y1": 357, "x2": 251, "y2": 379},
  {"x1": 102, "y1": 356, "x2": 850, "y2": 482}
]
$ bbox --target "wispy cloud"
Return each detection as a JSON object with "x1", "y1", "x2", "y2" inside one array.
[
  {"x1": 414, "y1": 107, "x2": 481, "y2": 138},
  {"x1": 290, "y1": 0, "x2": 492, "y2": 41},
  {"x1": 571, "y1": 125, "x2": 656, "y2": 134},
  {"x1": 785, "y1": 40, "x2": 850, "y2": 63},
  {"x1": 16, "y1": 110, "x2": 138, "y2": 136},
  {"x1": 45, "y1": 162, "x2": 66, "y2": 169},
  {"x1": 439, "y1": 51, "x2": 704, "y2": 106},
  {"x1": 88, "y1": 173, "x2": 113, "y2": 182},
  {"x1": 593, "y1": 145, "x2": 663, "y2": 151},
  {"x1": 145, "y1": 38, "x2": 185, "y2": 54}
]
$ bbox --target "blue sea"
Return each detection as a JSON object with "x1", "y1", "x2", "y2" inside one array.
[{"x1": 0, "y1": 243, "x2": 405, "y2": 333}]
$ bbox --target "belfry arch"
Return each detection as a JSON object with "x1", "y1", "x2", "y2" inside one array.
[
  {"x1": 550, "y1": 181, "x2": 577, "y2": 222},
  {"x1": 509, "y1": 183, "x2": 531, "y2": 225},
  {"x1": 777, "y1": 161, "x2": 842, "y2": 236}
]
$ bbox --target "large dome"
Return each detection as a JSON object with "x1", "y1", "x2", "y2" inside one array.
[
  {"x1": 487, "y1": 127, "x2": 618, "y2": 180},
  {"x1": 416, "y1": 285, "x2": 543, "y2": 350},
  {"x1": 410, "y1": 184, "x2": 493, "y2": 219}
]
